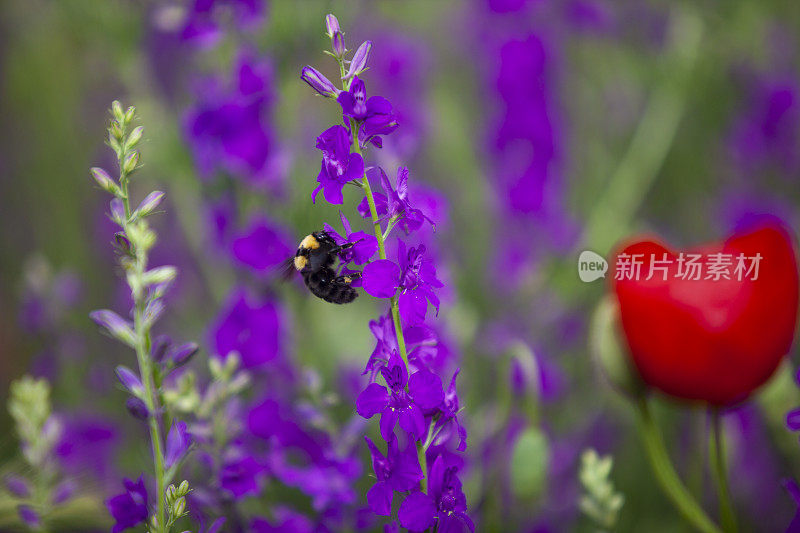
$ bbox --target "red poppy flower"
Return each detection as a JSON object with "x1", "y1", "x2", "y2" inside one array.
[{"x1": 612, "y1": 221, "x2": 799, "y2": 405}]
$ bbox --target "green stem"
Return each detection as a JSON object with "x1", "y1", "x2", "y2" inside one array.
[
  {"x1": 119, "y1": 170, "x2": 167, "y2": 533},
  {"x1": 709, "y1": 409, "x2": 737, "y2": 533},
  {"x1": 634, "y1": 398, "x2": 721, "y2": 533}
]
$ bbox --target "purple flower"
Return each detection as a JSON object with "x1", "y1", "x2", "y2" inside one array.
[
  {"x1": 398, "y1": 455, "x2": 473, "y2": 532},
  {"x1": 231, "y1": 216, "x2": 293, "y2": 272},
  {"x1": 182, "y1": 0, "x2": 265, "y2": 47},
  {"x1": 364, "y1": 436, "x2": 424, "y2": 516},
  {"x1": 338, "y1": 77, "x2": 398, "y2": 147},
  {"x1": 312, "y1": 125, "x2": 365, "y2": 204},
  {"x1": 220, "y1": 455, "x2": 265, "y2": 499},
  {"x1": 356, "y1": 351, "x2": 443, "y2": 441},
  {"x1": 106, "y1": 476, "x2": 149, "y2": 533},
  {"x1": 185, "y1": 53, "x2": 282, "y2": 187},
  {"x1": 211, "y1": 288, "x2": 284, "y2": 370},
  {"x1": 362, "y1": 242, "x2": 442, "y2": 325},
  {"x1": 323, "y1": 211, "x2": 379, "y2": 266},
  {"x1": 357, "y1": 167, "x2": 434, "y2": 235},
  {"x1": 125, "y1": 397, "x2": 150, "y2": 420},
  {"x1": 165, "y1": 421, "x2": 191, "y2": 469},
  {"x1": 433, "y1": 370, "x2": 467, "y2": 452},
  {"x1": 115, "y1": 366, "x2": 143, "y2": 396}
]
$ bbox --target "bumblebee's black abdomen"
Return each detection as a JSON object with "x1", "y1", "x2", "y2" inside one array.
[{"x1": 303, "y1": 267, "x2": 358, "y2": 304}]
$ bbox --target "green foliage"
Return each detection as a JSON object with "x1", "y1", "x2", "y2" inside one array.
[{"x1": 579, "y1": 448, "x2": 625, "y2": 532}]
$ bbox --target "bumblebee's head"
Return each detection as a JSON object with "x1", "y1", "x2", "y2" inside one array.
[
  {"x1": 299, "y1": 234, "x2": 320, "y2": 251},
  {"x1": 294, "y1": 255, "x2": 307, "y2": 271}
]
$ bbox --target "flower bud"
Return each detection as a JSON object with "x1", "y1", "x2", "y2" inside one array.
[
  {"x1": 90, "y1": 310, "x2": 136, "y2": 347},
  {"x1": 166, "y1": 484, "x2": 177, "y2": 503},
  {"x1": 110, "y1": 198, "x2": 126, "y2": 225},
  {"x1": 171, "y1": 343, "x2": 199, "y2": 368},
  {"x1": 135, "y1": 191, "x2": 165, "y2": 218},
  {"x1": 589, "y1": 297, "x2": 646, "y2": 398},
  {"x1": 125, "y1": 397, "x2": 149, "y2": 420},
  {"x1": 114, "y1": 232, "x2": 133, "y2": 256},
  {"x1": 143, "y1": 265, "x2": 177, "y2": 286},
  {"x1": 152, "y1": 335, "x2": 172, "y2": 362},
  {"x1": 325, "y1": 14, "x2": 339, "y2": 37},
  {"x1": 332, "y1": 31, "x2": 346, "y2": 58},
  {"x1": 301, "y1": 66, "x2": 340, "y2": 98},
  {"x1": 123, "y1": 151, "x2": 140, "y2": 174},
  {"x1": 111, "y1": 100, "x2": 125, "y2": 122},
  {"x1": 4, "y1": 475, "x2": 31, "y2": 498},
  {"x1": 17, "y1": 505, "x2": 40, "y2": 528},
  {"x1": 90, "y1": 167, "x2": 119, "y2": 195},
  {"x1": 52, "y1": 479, "x2": 76, "y2": 504},
  {"x1": 177, "y1": 480, "x2": 190, "y2": 496},
  {"x1": 124, "y1": 106, "x2": 135, "y2": 125},
  {"x1": 172, "y1": 497, "x2": 186, "y2": 517},
  {"x1": 126, "y1": 126, "x2": 144, "y2": 149},
  {"x1": 110, "y1": 120, "x2": 124, "y2": 141},
  {"x1": 343, "y1": 41, "x2": 372, "y2": 81},
  {"x1": 115, "y1": 365, "x2": 144, "y2": 397}
]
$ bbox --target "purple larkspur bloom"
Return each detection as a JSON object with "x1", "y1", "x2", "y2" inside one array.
[
  {"x1": 220, "y1": 454, "x2": 265, "y2": 499},
  {"x1": 364, "y1": 436, "x2": 423, "y2": 516},
  {"x1": 211, "y1": 288, "x2": 284, "y2": 370},
  {"x1": 363, "y1": 241, "x2": 443, "y2": 325},
  {"x1": 357, "y1": 167, "x2": 434, "y2": 235},
  {"x1": 338, "y1": 77, "x2": 398, "y2": 148},
  {"x1": 323, "y1": 211, "x2": 379, "y2": 266},
  {"x1": 356, "y1": 350, "x2": 443, "y2": 441},
  {"x1": 56, "y1": 415, "x2": 118, "y2": 486},
  {"x1": 165, "y1": 421, "x2": 191, "y2": 469},
  {"x1": 433, "y1": 369, "x2": 467, "y2": 452},
  {"x1": 398, "y1": 454, "x2": 473, "y2": 532},
  {"x1": 231, "y1": 216, "x2": 293, "y2": 272},
  {"x1": 185, "y1": 53, "x2": 283, "y2": 188},
  {"x1": 181, "y1": 0, "x2": 265, "y2": 46},
  {"x1": 312, "y1": 125, "x2": 365, "y2": 205},
  {"x1": 106, "y1": 476, "x2": 148, "y2": 533}
]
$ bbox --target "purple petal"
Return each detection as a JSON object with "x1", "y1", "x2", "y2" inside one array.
[
  {"x1": 398, "y1": 491, "x2": 436, "y2": 532},
  {"x1": 409, "y1": 370, "x2": 444, "y2": 410},
  {"x1": 367, "y1": 481, "x2": 393, "y2": 516},
  {"x1": 165, "y1": 421, "x2": 190, "y2": 469},
  {"x1": 362, "y1": 260, "x2": 401, "y2": 298},
  {"x1": 398, "y1": 403, "x2": 426, "y2": 441},
  {"x1": 356, "y1": 383, "x2": 389, "y2": 418},
  {"x1": 399, "y1": 289, "x2": 428, "y2": 326},
  {"x1": 380, "y1": 408, "x2": 399, "y2": 442},
  {"x1": 349, "y1": 231, "x2": 379, "y2": 265},
  {"x1": 344, "y1": 152, "x2": 365, "y2": 181},
  {"x1": 115, "y1": 366, "x2": 143, "y2": 396}
]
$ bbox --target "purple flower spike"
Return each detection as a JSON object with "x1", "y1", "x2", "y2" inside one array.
[
  {"x1": 115, "y1": 365, "x2": 144, "y2": 396},
  {"x1": 343, "y1": 41, "x2": 372, "y2": 81},
  {"x1": 107, "y1": 476, "x2": 148, "y2": 533},
  {"x1": 165, "y1": 421, "x2": 191, "y2": 469},
  {"x1": 301, "y1": 66, "x2": 340, "y2": 98},
  {"x1": 362, "y1": 260, "x2": 401, "y2": 298},
  {"x1": 312, "y1": 125, "x2": 365, "y2": 204},
  {"x1": 4, "y1": 475, "x2": 31, "y2": 498}
]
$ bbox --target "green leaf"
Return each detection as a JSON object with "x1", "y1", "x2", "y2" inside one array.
[{"x1": 510, "y1": 427, "x2": 550, "y2": 500}]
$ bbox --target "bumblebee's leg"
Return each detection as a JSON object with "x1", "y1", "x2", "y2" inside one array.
[{"x1": 334, "y1": 272, "x2": 360, "y2": 284}]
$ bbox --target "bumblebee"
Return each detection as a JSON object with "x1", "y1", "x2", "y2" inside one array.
[{"x1": 293, "y1": 231, "x2": 360, "y2": 304}]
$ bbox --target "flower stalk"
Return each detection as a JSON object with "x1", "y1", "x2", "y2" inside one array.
[
  {"x1": 634, "y1": 398, "x2": 721, "y2": 533},
  {"x1": 709, "y1": 409, "x2": 737, "y2": 533}
]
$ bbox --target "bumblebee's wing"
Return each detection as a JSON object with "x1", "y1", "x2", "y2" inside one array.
[{"x1": 274, "y1": 256, "x2": 298, "y2": 282}]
